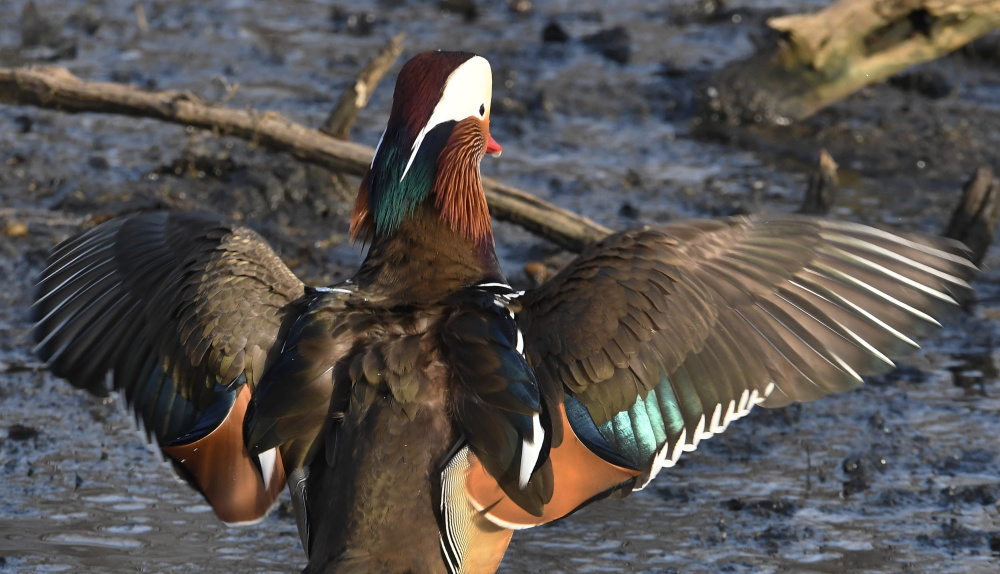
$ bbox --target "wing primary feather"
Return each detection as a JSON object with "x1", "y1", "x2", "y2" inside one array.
[
  {"x1": 37, "y1": 282, "x2": 126, "y2": 368},
  {"x1": 821, "y1": 234, "x2": 973, "y2": 288},
  {"x1": 34, "y1": 244, "x2": 116, "y2": 308},
  {"x1": 796, "y1": 272, "x2": 920, "y2": 347},
  {"x1": 732, "y1": 307, "x2": 824, "y2": 392},
  {"x1": 753, "y1": 298, "x2": 862, "y2": 387},
  {"x1": 778, "y1": 282, "x2": 896, "y2": 368},
  {"x1": 33, "y1": 268, "x2": 118, "y2": 333},
  {"x1": 816, "y1": 244, "x2": 959, "y2": 304},
  {"x1": 820, "y1": 220, "x2": 976, "y2": 266},
  {"x1": 810, "y1": 261, "x2": 940, "y2": 326},
  {"x1": 288, "y1": 467, "x2": 311, "y2": 556}
]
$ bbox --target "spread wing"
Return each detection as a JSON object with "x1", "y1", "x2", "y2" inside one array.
[
  {"x1": 31, "y1": 212, "x2": 307, "y2": 524},
  {"x1": 492, "y1": 215, "x2": 976, "y2": 526}
]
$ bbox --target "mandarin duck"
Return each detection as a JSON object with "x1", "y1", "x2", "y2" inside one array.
[{"x1": 32, "y1": 50, "x2": 977, "y2": 573}]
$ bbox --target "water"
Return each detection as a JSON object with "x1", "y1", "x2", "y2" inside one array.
[{"x1": 2, "y1": 0, "x2": 1000, "y2": 571}]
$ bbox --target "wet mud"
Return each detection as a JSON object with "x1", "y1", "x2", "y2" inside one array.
[{"x1": 2, "y1": 0, "x2": 1000, "y2": 572}]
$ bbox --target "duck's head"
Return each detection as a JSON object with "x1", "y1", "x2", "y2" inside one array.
[{"x1": 351, "y1": 50, "x2": 502, "y2": 245}]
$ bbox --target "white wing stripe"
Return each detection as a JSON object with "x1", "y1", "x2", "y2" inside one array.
[
  {"x1": 709, "y1": 402, "x2": 724, "y2": 433},
  {"x1": 518, "y1": 413, "x2": 544, "y2": 489},
  {"x1": 257, "y1": 448, "x2": 277, "y2": 491},
  {"x1": 737, "y1": 388, "x2": 750, "y2": 414}
]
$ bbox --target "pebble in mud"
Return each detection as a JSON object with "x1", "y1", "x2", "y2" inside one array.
[
  {"x1": 940, "y1": 483, "x2": 1000, "y2": 506},
  {"x1": 582, "y1": 26, "x2": 632, "y2": 65},
  {"x1": 541, "y1": 21, "x2": 569, "y2": 43},
  {"x1": 933, "y1": 449, "x2": 997, "y2": 474},
  {"x1": 724, "y1": 497, "x2": 799, "y2": 517},
  {"x1": 329, "y1": 6, "x2": 379, "y2": 36},
  {"x1": 842, "y1": 453, "x2": 888, "y2": 496},
  {"x1": 438, "y1": 0, "x2": 478, "y2": 22},
  {"x1": 618, "y1": 201, "x2": 640, "y2": 219},
  {"x1": 6, "y1": 424, "x2": 39, "y2": 441},
  {"x1": 2, "y1": 220, "x2": 29, "y2": 238},
  {"x1": 920, "y1": 518, "x2": 997, "y2": 551}
]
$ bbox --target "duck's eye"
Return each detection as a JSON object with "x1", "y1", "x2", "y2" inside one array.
[{"x1": 479, "y1": 103, "x2": 486, "y2": 117}]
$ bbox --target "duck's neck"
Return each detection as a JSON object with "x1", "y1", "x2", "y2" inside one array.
[{"x1": 355, "y1": 204, "x2": 504, "y2": 304}]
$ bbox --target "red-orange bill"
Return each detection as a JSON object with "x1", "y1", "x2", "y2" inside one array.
[{"x1": 486, "y1": 134, "x2": 502, "y2": 157}]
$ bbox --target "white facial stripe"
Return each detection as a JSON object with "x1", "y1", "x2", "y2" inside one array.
[{"x1": 400, "y1": 55, "x2": 493, "y2": 181}]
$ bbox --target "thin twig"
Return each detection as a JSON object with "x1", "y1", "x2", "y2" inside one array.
[
  {"x1": 0, "y1": 207, "x2": 92, "y2": 227},
  {"x1": 320, "y1": 33, "x2": 405, "y2": 140},
  {"x1": 0, "y1": 65, "x2": 611, "y2": 252},
  {"x1": 0, "y1": 360, "x2": 47, "y2": 374}
]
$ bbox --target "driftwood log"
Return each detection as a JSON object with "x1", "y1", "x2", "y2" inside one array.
[
  {"x1": 0, "y1": 65, "x2": 611, "y2": 253},
  {"x1": 705, "y1": 0, "x2": 1000, "y2": 123}
]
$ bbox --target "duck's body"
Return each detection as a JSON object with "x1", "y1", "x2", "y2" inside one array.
[
  {"x1": 289, "y1": 278, "x2": 525, "y2": 573},
  {"x1": 32, "y1": 51, "x2": 978, "y2": 573}
]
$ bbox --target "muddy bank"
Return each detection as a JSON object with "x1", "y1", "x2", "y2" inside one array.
[{"x1": 2, "y1": 0, "x2": 1000, "y2": 572}]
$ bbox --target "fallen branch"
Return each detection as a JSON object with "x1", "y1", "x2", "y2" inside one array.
[
  {"x1": 0, "y1": 65, "x2": 611, "y2": 252},
  {"x1": 704, "y1": 0, "x2": 1000, "y2": 123},
  {"x1": 0, "y1": 360, "x2": 47, "y2": 374},
  {"x1": 320, "y1": 33, "x2": 405, "y2": 139}
]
